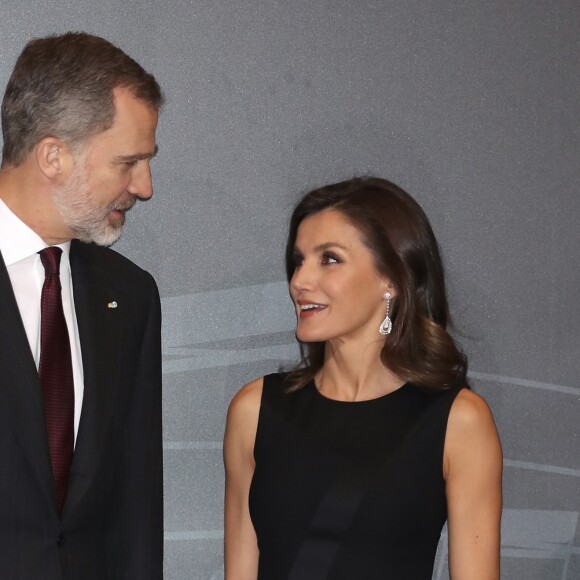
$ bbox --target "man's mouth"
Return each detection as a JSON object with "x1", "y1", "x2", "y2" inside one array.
[
  {"x1": 110, "y1": 196, "x2": 137, "y2": 213},
  {"x1": 107, "y1": 199, "x2": 136, "y2": 222}
]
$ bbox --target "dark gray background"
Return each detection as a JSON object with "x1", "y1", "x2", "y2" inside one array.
[{"x1": 1, "y1": 1, "x2": 578, "y2": 578}]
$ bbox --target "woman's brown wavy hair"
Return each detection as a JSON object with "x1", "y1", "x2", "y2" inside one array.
[{"x1": 284, "y1": 177, "x2": 469, "y2": 391}]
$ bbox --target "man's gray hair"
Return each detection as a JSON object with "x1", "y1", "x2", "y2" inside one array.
[{"x1": 1, "y1": 32, "x2": 164, "y2": 167}]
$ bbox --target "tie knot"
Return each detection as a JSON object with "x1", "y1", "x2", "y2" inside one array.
[{"x1": 39, "y1": 246, "x2": 63, "y2": 277}]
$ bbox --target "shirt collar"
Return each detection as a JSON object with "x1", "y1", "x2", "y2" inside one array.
[{"x1": 0, "y1": 197, "x2": 71, "y2": 266}]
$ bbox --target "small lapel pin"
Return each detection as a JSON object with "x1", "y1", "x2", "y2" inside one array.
[{"x1": 107, "y1": 301, "x2": 118, "y2": 309}]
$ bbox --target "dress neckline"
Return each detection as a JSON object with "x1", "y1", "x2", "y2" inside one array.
[{"x1": 309, "y1": 380, "x2": 411, "y2": 405}]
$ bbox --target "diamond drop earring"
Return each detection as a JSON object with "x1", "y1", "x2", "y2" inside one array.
[{"x1": 379, "y1": 291, "x2": 392, "y2": 336}]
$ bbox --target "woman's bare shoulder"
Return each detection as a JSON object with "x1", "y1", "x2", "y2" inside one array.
[
  {"x1": 448, "y1": 388, "x2": 497, "y2": 433},
  {"x1": 227, "y1": 377, "x2": 264, "y2": 424},
  {"x1": 224, "y1": 377, "x2": 265, "y2": 466},
  {"x1": 445, "y1": 387, "x2": 502, "y2": 477}
]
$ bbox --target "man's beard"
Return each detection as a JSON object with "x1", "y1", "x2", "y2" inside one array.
[{"x1": 53, "y1": 164, "x2": 135, "y2": 247}]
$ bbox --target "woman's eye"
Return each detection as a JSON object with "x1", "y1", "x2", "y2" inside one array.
[
  {"x1": 292, "y1": 253, "x2": 304, "y2": 267},
  {"x1": 322, "y1": 252, "x2": 340, "y2": 265}
]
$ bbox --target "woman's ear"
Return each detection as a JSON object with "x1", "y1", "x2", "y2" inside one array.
[{"x1": 383, "y1": 278, "x2": 397, "y2": 300}]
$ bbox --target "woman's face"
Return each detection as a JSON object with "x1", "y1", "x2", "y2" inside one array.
[{"x1": 290, "y1": 209, "x2": 393, "y2": 344}]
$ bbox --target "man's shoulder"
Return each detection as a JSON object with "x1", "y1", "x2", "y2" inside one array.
[{"x1": 71, "y1": 240, "x2": 154, "y2": 283}]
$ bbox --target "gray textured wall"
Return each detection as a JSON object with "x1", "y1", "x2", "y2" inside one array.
[{"x1": 1, "y1": 1, "x2": 578, "y2": 578}]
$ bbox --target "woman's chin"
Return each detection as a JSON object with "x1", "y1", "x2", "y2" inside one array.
[{"x1": 296, "y1": 329, "x2": 327, "y2": 343}]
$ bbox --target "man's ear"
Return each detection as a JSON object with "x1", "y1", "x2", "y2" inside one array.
[{"x1": 34, "y1": 137, "x2": 72, "y2": 180}]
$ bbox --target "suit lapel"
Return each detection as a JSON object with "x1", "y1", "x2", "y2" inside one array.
[
  {"x1": 0, "y1": 250, "x2": 56, "y2": 508},
  {"x1": 64, "y1": 241, "x2": 125, "y2": 517}
]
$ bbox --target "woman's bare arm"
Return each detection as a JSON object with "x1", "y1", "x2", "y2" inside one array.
[
  {"x1": 444, "y1": 389, "x2": 503, "y2": 579},
  {"x1": 224, "y1": 378, "x2": 263, "y2": 580}
]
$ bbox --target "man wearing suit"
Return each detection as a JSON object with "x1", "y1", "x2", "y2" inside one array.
[{"x1": 0, "y1": 33, "x2": 164, "y2": 578}]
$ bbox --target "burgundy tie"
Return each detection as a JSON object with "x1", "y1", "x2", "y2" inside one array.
[{"x1": 38, "y1": 247, "x2": 74, "y2": 513}]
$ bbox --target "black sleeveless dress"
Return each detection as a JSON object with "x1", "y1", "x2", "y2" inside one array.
[{"x1": 249, "y1": 373, "x2": 462, "y2": 580}]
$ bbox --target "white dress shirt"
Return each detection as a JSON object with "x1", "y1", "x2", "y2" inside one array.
[{"x1": 0, "y1": 198, "x2": 84, "y2": 444}]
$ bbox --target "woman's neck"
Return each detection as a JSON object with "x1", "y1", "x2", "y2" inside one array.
[{"x1": 316, "y1": 337, "x2": 404, "y2": 402}]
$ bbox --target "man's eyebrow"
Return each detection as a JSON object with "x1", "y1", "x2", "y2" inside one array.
[{"x1": 114, "y1": 145, "x2": 159, "y2": 163}]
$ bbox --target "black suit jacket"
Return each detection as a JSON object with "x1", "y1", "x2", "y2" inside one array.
[{"x1": 0, "y1": 240, "x2": 163, "y2": 579}]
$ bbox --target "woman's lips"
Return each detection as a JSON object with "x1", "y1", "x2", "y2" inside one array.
[{"x1": 298, "y1": 303, "x2": 327, "y2": 318}]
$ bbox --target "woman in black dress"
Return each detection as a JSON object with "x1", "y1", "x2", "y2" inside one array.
[{"x1": 224, "y1": 177, "x2": 502, "y2": 579}]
